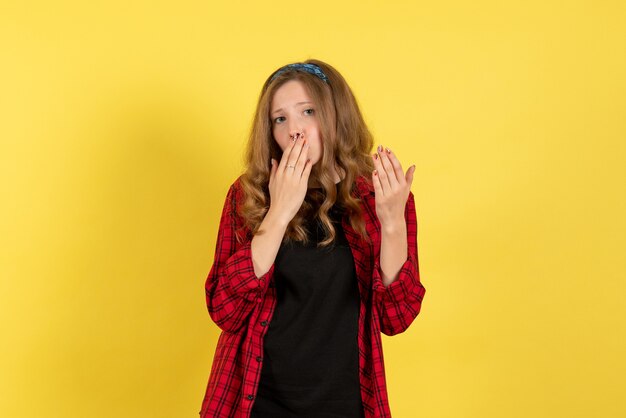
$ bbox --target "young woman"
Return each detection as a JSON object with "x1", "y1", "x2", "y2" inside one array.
[{"x1": 200, "y1": 59, "x2": 426, "y2": 418}]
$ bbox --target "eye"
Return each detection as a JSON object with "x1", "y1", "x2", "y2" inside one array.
[
  {"x1": 304, "y1": 108, "x2": 315, "y2": 115},
  {"x1": 274, "y1": 116, "x2": 286, "y2": 124}
]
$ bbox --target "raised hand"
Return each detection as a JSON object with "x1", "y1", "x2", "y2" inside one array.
[
  {"x1": 371, "y1": 144, "x2": 416, "y2": 231},
  {"x1": 268, "y1": 132, "x2": 313, "y2": 225}
]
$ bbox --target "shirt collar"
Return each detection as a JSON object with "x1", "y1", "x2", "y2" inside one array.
[{"x1": 353, "y1": 174, "x2": 375, "y2": 197}]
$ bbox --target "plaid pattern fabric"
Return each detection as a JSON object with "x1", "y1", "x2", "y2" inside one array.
[{"x1": 200, "y1": 174, "x2": 426, "y2": 417}]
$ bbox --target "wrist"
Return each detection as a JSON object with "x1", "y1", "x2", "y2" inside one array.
[
  {"x1": 381, "y1": 220, "x2": 406, "y2": 235},
  {"x1": 265, "y1": 207, "x2": 290, "y2": 229}
]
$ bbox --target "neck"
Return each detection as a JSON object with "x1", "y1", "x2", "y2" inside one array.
[{"x1": 308, "y1": 166, "x2": 344, "y2": 188}]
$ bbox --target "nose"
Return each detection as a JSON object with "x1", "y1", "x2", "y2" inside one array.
[{"x1": 288, "y1": 123, "x2": 304, "y2": 140}]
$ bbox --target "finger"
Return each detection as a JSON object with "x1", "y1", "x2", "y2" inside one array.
[
  {"x1": 371, "y1": 151, "x2": 386, "y2": 195},
  {"x1": 287, "y1": 134, "x2": 306, "y2": 172},
  {"x1": 278, "y1": 136, "x2": 298, "y2": 173},
  {"x1": 378, "y1": 145, "x2": 399, "y2": 189},
  {"x1": 384, "y1": 147, "x2": 406, "y2": 188},
  {"x1": 372, "y1": 168, "x2": 384, "y2": 196},
  {"x1": 301, "y1": 156, "x2": 312, "y2": 180},
  {"x1": 373, "y1": 145, "x2": 392, "y2": 192},
  {"x1": 405, "y1": 164, "x2": 415, "y2": 188},
  {"x1": 295, "y1": 139, "x2": 309, "y2": 174},
  {"x1": 269, "y1": 158, "x2": 276, "y2": 186}
]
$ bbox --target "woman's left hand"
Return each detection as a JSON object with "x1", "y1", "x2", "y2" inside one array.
[{"x1": 371, "y1": 144, "x2": 416, "y2": 231}]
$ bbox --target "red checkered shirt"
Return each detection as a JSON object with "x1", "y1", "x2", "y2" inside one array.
[{"x1": 200, "y1": 174, "x2": 426, "y2": 417}]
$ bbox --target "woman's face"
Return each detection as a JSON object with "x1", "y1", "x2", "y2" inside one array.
[{"x1": 270, "y1": 80, "x2": 323, "y2": 165}]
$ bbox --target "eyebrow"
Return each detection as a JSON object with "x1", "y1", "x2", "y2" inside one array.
[{"x1": 271, "y1": 101, "x2": 313, "y2": 115}]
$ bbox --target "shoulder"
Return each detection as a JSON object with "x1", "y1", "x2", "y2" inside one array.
[
  {"x1": 230, "y1": 174, "x2": 244, "y2": 190},
  {"x1": 215, "y1": 175, "x2": 246, "y2": 221},
  {"x1": 228, "y1": 174, "x2": 246, "y2": 202},
  {"x1": 224, "y1": 175, "x2": 251, "y2": 241}
]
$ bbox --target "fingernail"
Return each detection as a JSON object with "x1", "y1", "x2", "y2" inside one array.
[
  {"x1": 377, "y1": 145, "x2": 383, "y2": 153},
  {"x1": 373, "y1": 169, "x2": 378, "y2": 176},
  {"x1": 373, "y1": 153, "x2": 378, "y2": 160},
  {"x1": 385, "y1": 147, "x2": 391, "y2": 154}
]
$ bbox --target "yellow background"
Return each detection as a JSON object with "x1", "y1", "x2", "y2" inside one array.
[{"x1": 1, "y1": 1, "x2": 624, "y2": 417}]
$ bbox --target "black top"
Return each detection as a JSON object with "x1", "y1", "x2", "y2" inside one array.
[{"x1": 250, "y1": 182, "x2": 365, "y2": 418}]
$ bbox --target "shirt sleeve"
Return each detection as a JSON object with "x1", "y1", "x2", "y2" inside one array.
[
  {"x1": 371, "y1": 191, "x2": 426, "y2": 336},
  {"x1": 204, "y1": 183, "x2": 275, "y2": 333}
]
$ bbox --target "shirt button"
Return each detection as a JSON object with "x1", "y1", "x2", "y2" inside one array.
[
  {"x1": 260, "y1": 320, "x2": 267, "y2": 326},
  {"x1": 247, "y1": 394, "x2": 254, "y2": 400},
  {"x1": 256, "y1": 356, "x2": 262, "y2": 362}
]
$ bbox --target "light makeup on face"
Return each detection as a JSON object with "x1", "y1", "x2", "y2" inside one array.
[
  {"x1": 274, "y1": 108, "x2": 315, "y2": 125},
  {"x1": 271, "y1": 101, "x2": 314, "y2": 116}
]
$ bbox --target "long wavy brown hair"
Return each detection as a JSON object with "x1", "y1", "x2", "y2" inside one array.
[{"x1": 238, "y1": 58, "x2": 376, "y2": 247}]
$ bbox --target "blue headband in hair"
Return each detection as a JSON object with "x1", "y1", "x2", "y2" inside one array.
[{"x1": 269, "y1": 63, "x2": 329, "y2": 84}]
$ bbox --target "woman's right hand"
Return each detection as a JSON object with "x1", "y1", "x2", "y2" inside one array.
[{"x1": 268, "y1": 132, "x2": 313, "y2": 226}]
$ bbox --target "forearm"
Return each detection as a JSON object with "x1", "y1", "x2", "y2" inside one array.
[
  {"x1": 250, "y1": 208, "x2": 289, "y2": 278},
  {"x1": 379, "y1": 221, "x2": 408, "y2": 288}
]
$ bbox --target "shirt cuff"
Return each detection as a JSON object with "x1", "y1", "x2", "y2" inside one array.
[
  {"x1": 223, "y1": 240, "x2": 274, "y2": 302},
  {"x1": 371, "y1": 250, "x2": 418, "y2": 305}
]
